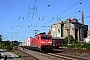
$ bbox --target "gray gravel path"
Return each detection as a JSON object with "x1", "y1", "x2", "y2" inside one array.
[{"x1": 0, "y1": 49, "x2": 20, "y2": 60}]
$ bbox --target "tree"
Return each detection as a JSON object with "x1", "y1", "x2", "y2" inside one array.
[
  {"x1": 3, "y1": 40, "x2": 11, "y2": 46},
  {"x1": 64, "y1": 35, "x2": 75, "y2": 45},
  {"x1": 0, "y1": 35, "x2": 2, "y2": 42},
  {"x1": 12, "y1": 41, "x2": 19, "y2": 46},
  {"x1": 1, "y1": 40, "x2": 13, "y2": 50},
  {"x1": 0, "y1": 35, "x2": 2, "y2": 46}
]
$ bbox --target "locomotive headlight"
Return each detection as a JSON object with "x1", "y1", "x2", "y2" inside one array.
[
  {"x1": 41, "y1": 43, "x2": 44, "y2": 45},
  {"x1": 48, "y1": 42, "x2": 52, "y2": 45},
  {"x1": 41, "y1": 42, "x2": 45, "y2": 45},
  {"x1": 48, "y1": 42, "x2": 52, "y2": 43},
  {"x1": 49, "y1": 43, "x2": 52, "y2": 45},
  {"x1": 41, "y1": 42, "x2": 45, "y2": 43}
]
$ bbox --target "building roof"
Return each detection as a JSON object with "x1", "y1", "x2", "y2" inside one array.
[{"x1": 52, "y1": 37, "x2": 65, "y2": 40}]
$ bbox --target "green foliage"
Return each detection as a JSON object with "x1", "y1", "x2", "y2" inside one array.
[
  {"x1": 83, "y1": 42, "x2": 90, "y2": 50},
  {"x1": 0, "y1": 40, "x2": 19, "y2": 50},
  {"x1": 6, "y1": 45, "x2": 13, "y2": 50},
  {"x1": 68, "y1": 42, "x2": 84, "y2": 49},
  {"x1": 12, "y1": 41, "x2": 19, "y2": 46},
  {"x1": 3, "y1": 40, "x2": 11, "y2": 46},
  {"x1": 0, "y1": 35, "x2": 2, "y2": 42},
  {"x1": 68, "y1": 44, "x2": 75, "y2": 48},
  {"x1": 1, "y1": 40, "x2": 13, "y2": 50},
  {"x1": 64, "y1": 35, "x2": 75, "y2": 45},
  {"x1": 64, "y1": 35, "x2": 90, "y2": 50},
  {"x1": 14, "y1": 51, "x2": 24, "y2": 60}
]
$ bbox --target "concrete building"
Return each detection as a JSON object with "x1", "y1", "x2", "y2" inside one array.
[
  {"x1": 50, "y1": 20, "x2": 64, "y2": 37},
  {"x1": 84, "y1": 30, "x2": 90, "y2": 43},
  {"x1": 87, "y1": 30, "x2": 90, "y2": 37},
  {"x1": 50, "y1": 18, "x2": 88, "y2": 42}
]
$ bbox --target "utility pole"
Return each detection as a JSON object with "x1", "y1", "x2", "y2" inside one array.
[
  {"x1": 82, "y1": 11, "x2": 84, "y2": 25},
  {"x1": 65, "y1": 19, "x2": 70, "y2": 45},
  {"x1": 10, "y1": 32, "x2": 13, "y2": 45},
  {"x1": 68, "y1": 29, "x2": 70, "y2": 45},
  {"x1": 67, "y1": 19, "x2": 70, "y2": 45}
]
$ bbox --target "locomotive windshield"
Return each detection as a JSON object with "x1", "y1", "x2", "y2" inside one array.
[{"x1": 41, "y1": 35, "x2": 51, "y2": 39}]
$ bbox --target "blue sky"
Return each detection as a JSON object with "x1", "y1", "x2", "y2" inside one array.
[{"x1": 0, "y1": 0, "x2": 90, "y2": 42}]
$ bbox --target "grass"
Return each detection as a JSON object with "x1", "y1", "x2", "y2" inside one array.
[{"x1": 13, "y1": 50, "x2": 24, "y2": 60}]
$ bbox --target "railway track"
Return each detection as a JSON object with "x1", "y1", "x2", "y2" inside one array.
[
  {"x1": 62, "y1": 51, "x2": 90, "y2": 59},
  {"x1": 52, "y1": 48, "x2": 90, "y2": 60},
  {"x1": 48, "y1": 53, "x2": 74, "y2": 60},
  {"x1": 14, "y1": 47, "x2": 39, "y2": 60},
  {"x1": 33, "y1": 51, "x2": 89, "y2": 60},
  {"x1": 17, "y1": 47, "x2": 90, "y2": 60},
  {"x1": 61, "y1": 48, "x2": 90, "y2": 59},
  {"x1": 35, "y1": 48, "x2": 90, "y2": 60},
  {"x1": 42, "y1": 52, "x2": 90, "y2": 60}
]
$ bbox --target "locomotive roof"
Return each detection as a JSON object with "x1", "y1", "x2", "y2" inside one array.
[{"x1": 35, "y1": 32, "x2": 46, "y2": 36}]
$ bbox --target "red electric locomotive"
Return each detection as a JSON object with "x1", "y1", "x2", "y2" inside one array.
[{"x1": 30, "y1": 32, "x2": 53, "y2": 52}]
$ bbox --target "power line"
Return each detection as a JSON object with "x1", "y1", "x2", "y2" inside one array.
[
  {"x1": 57, "y1": 0, "x2": 82, "y2": 17},
  {"x1": 36, "y1": 0, "x2": 58, "y2": 14},
  {"x1": 36, "y1": 0, "x2": 45, "y2": 6},
  {"x1": 0, "y1": 1, "x2": 28, "y2": 13},
  {"x1": 46, "y1": 0, "x2": 64, "y2": 15}
]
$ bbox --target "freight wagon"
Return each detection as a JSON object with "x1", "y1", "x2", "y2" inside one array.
[
  {"x1": 52, "y1": 37, "x2": 65, "y2": 48},
  {"x1": 20, "y1": 38, "x2": 31, "y2": 49}
]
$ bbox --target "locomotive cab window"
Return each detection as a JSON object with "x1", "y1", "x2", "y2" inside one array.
[
  {"x1": 38, "y1": 37, "x2": 39, "y2": 39},
  {"x1": 41, "y1": 35, "x2": 51, "y2": 39}
]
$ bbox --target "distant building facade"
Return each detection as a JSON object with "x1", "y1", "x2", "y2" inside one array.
[
  {"x1": 87, "y1": 30, "x2": 90, "y2": 37},
  {"x1": 84, "y1": 30, "x2": 90, "y2": 43},
  {"x1": 50, "y1": 18, "x2": 88, "y2": 42}
]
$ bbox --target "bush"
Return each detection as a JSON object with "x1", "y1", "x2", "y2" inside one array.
[
  {"x1": 6, "y1": 45, "x2": 13, "y2": 50},
  {"x1": 64, "y1": 35, "x2": 75, "y2": 45},
  {"x1": 75, "y1": 43, "x2": 83, "y2": 49},
  {"x1": 0, "y1": 41, "x2": 14, "y2": 50},
  {"x1": 65, "y1": 40, "x2": 90, "y2": 50},
  {"x1": 14, "y1": 51, "x2": 24, "y2": 59},
  {"x1": 68, "y1": 44, "x2": 75, "y2": 48},
  {"x1": 83, "y1": 42, "x2": 90, "y2": 50},
  {"x1": 68, "y1": 43, "x2": 83, "y2": 49}
]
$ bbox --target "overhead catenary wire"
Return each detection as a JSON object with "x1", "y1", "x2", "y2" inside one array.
[
  {"x1": 1, "y1": 0, "x2": 90, "y2": 40},
  {"x1": 1, "y1": 0, "x2": 89, "y2": 23},
  {"x1": 0, "y1": 1, "x2": 28, "y2": 13},
  {"x1": 46, "y1": 0, "x2": 64, "y2": 15},
  {"x1": 21, "y1": 0, "x2": 38, "y2": 25},
  {"x1": 36, "y1": 0, "x2": 45, "y2": 6},
  {"x1": 44, "y1": 0, "x2": 83, "y2": 25},
  {"x1": 35, "y1": 0, "x2": 83, "y2": 25},
  {"x1": 12, "y1": 0, "x2": 36, "y2": 30},
  {"x1": 56, "y1": 0, "x2": 82, "y2": 17},
  {"x1": 65, "y1": 0, "x2": 90, "y2": 19},
  {"x1": 36, "y1": 0, "x2": 58, "y2": 14},
  {"x1": 0, "y1": 0, "x2": 82, "y2": 28},
  {"x1": 0, "y1": 0, "x2": 33, "y2": 28}
]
